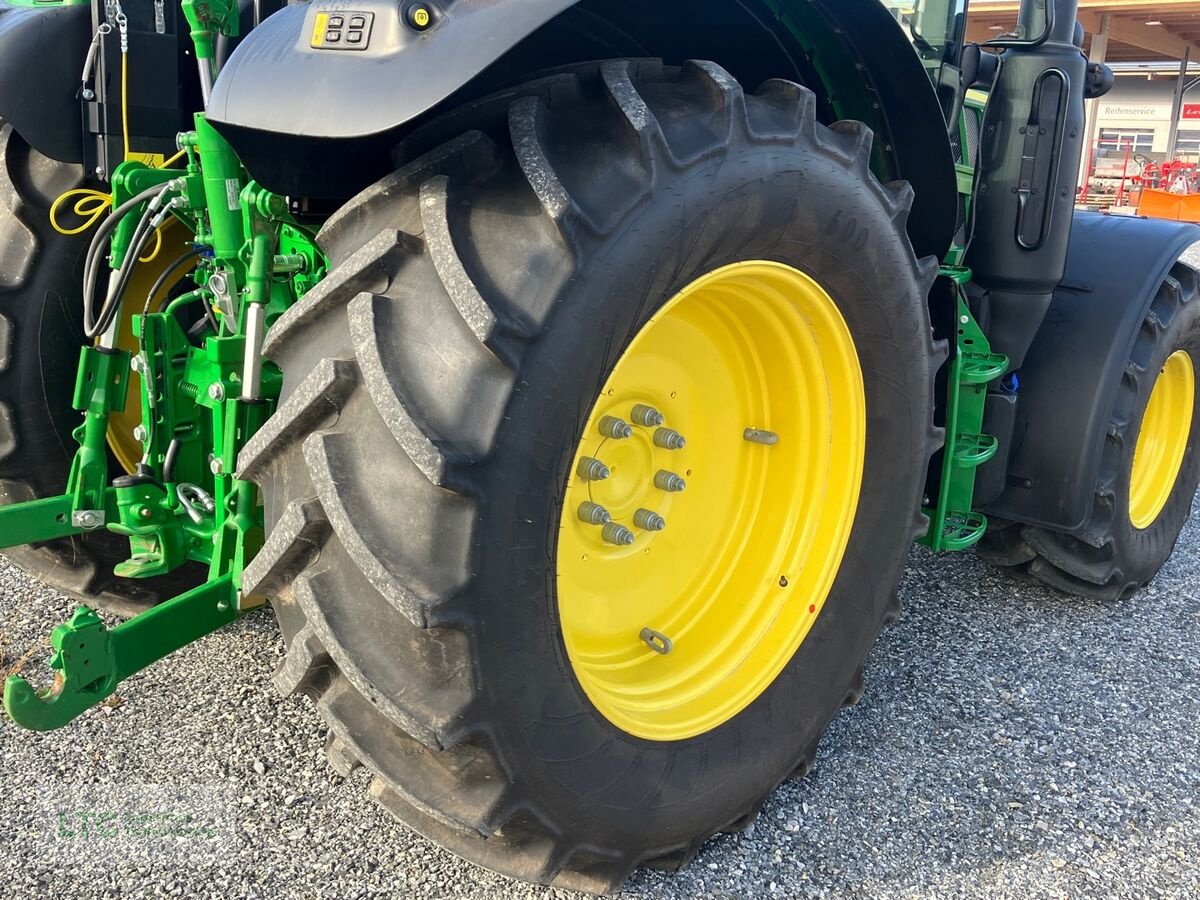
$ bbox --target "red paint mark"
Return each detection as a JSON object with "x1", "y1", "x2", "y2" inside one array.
[{"x1": 809, "y1": 604, "x2": 816, "y2": 614}]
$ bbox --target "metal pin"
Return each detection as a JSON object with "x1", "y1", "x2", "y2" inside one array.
[
  {"x1": 578, "y1": 501, "x2": 612, "y2": 526},
  {"x1": 633, "y1": 508, "x2": 666, "y2": 532},
  {"x1": 577, "y1": 457, "x2": 611, "y2": 481},
  {"x1": 654, "y1": 470, "x2": 687, "y2": 493},
  {"x1": 602, "y1": 523, "x2": 636, "y2": 546},
  {"x1": 631, "y1": 404, "x2": 666, "y2": 427},
  {"x1": 743, "y1": 428, "x2": 779, "y2": 446},
  {"x1": 598, "y1": 416, "x2": 634, "y2": 439},
  {"x1": 640, "y1": 627, "x2": 673, "y2": 655},
  {"x1": 654, "y1": 428, "x2": 686, "y2": 450}
]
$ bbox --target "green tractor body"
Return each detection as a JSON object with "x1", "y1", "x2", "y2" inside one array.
[{"x1": 0, "y1": 0, "x2": 1197, "y2": 890}]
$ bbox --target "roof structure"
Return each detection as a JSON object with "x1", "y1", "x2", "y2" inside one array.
[{"x1": 967, "y1": 0, "x2": 1200, "y2": 63}]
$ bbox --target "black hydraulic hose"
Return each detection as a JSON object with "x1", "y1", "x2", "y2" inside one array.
[
  {"x1": 87, "y1": 213, "x2": 160, "y2": 339},
  {"x1": 81, "y1": 184, "x2": 172, "y2": 338},
  {"x1": 143, "y1": 248, "x2": 203, "y2": 316}
]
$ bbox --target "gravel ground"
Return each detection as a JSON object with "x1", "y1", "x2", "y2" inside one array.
[
  {"x1": 1, "y1": 499, "x2": 1197, "y2": 900},
  {"x1": 0, "y1": 248, "x2": 1197, "y2": 900}
]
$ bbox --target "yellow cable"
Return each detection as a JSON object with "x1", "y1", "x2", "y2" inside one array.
[
  {"x1": 50, "y1": 189, "x2": 113, "y2": 236},
  {"x1": 160, "y1": 148, "x2": 187, "y2": 168},
  {"x1": 121, "y1": 52, "x2": 131, "y2": 162},
  {"x1": 138, "y1": 226, "x2": 164, "y2": 263}
]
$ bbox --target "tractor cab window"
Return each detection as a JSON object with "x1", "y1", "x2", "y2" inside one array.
[{"x1": 878, "y1": 0, "x2": 968, "y2": 69}]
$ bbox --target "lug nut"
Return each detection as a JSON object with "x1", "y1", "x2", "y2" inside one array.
[
  {"x1": 577, "y1": 457, "x2": 611, "y2": 482},
  {"x1": 654, "y1": 428, "x2": 686, "y2": 450},
  {"x1": 633, "y1": 508, "x2": 666, "y2": 532},
  {"x1": 631, "y1": 404, "x2": 666, "y2": 427},
  {"x1": 654, "y1": 470, "x2": 687, "y2": 493},
  {"x1": 602, "y1": 523, "x2": 636, "y2": 546},
  {"x1": 598, "y1": 416, "x2": 634, "y2": 440},
  {"x1": 578, "y1": 501, "x2": 612, "y2": 526},
  {"x1": 744, "y1": 428, "x2": 779, "y2": 446}
]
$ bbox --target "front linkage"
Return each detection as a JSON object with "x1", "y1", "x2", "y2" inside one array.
[{"x1": 0, "y1": 113, "x2": 324, "y2": 730}]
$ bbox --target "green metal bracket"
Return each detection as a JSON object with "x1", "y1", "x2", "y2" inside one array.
[
  {"x1": 919, "y1": 267, "x2": 1009, "y2": 552},
  {"x1": 3, "y1": 575, "x2": 237, "y2": 731}
]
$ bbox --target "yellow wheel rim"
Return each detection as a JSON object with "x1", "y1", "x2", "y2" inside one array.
[
  {"x1": 556, "y1": 261, "x2": 866, "y2": 742},
  {"x1": 1129, "y1": 349, "x2": 1196, "y2": 530},
  {"x1": 104, "y1": 221, "x2": 194, "y2": 472}
]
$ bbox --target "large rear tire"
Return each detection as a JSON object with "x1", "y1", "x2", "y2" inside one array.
[
  {"x1": 979, "y1": 260, "x2": 1200, "y2": 600},
  {"x1": 241, "y1": 60, "x2": 944, "y2": 891},
  {"x1": 0, "y1": 121, "x2": 197, "y2": 615}
]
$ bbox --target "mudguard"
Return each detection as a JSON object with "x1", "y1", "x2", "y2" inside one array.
[
  {"x1": 985, "y1": 213, "x2": 1200, "y2": 532},
  {"x1": 0, "y1": 0, "x2": 92, "y2": 163},
  {"x1": 207, "y1": 0, "x2": 958, "y2": 257}
]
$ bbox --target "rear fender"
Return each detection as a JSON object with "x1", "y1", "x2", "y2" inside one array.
[
  {"x1": 0, "y1": 0, "x2": 92, "y2": 163},
  {"x1": 984, "y1": 213, "x2": 1200, "y2": 532}
]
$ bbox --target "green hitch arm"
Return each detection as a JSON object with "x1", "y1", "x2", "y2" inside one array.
[{"x1": 3, "y1": 575, "x2": 237, "y2": 731}]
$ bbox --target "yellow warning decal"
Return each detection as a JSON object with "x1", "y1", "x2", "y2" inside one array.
[{"x1": 311, "y1": 12, "x2": 328, "y2": 47}]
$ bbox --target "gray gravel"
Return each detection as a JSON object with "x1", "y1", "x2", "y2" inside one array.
[
  {"x1": 1, "y1": 499, "x2": 1197, "y2": 900},
  {"x1": 0, "y1": 249, "x2": 1198, "y2": 899}
]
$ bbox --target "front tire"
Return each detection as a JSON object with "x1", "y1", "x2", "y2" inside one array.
[{"x1": 241, "y1": 60, "x2": 943, "y2": 891}]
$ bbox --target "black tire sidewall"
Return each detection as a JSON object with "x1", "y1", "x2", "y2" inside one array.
[{"x1": 468, "y1": 145, "x2": 933, "y2": 847}]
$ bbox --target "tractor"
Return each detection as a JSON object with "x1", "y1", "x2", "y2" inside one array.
[{"x1": 0, "y1": 0, "x2": 1196, "y2": 891}]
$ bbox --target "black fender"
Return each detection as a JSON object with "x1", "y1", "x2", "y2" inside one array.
[
  {"x1": 984, "y1": 213, "x2": 1200, "y2": 532},
  {"x1": 208, "y1": 0, "x2": 957, "y2": 258},
  {"x1": 0, "y1": 0, "x2": 92, "y2": 163}
]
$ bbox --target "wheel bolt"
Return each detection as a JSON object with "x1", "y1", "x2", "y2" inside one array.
[
  {"x1": 654, "y1": 470, "x2": 686, "y2": 493},
  {"x1": 602, "y1": 523, "x2": 636, "y2": 546},
  {"x1": 633, "y1": 508, "x2": 666, "y2": 532},
  {"x1": 578, "y1": 457, "x2": 611, "y2": 481},
  {"x1": 654, "y1": 428, "x2": 686, "y2": 450},
  {"x1": 598, "y1": 416, "x2": 634, "y2": 440},
  {"x1": 578, "y1": 501, "x2": 612, "y2": 526},
  {"x1": 631, "y1": 404, "x2": 666, "y2": 427}
]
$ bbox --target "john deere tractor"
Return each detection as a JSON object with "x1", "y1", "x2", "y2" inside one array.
[{"x1": 0, "y1": 0, "x2": 1196, "y2": 890}]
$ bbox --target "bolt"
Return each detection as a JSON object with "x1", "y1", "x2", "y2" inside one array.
[
  {"x1": 208, "y1": 383, "x2": 225, "y2": 402},
  {"x1": 601, "y1": 523, "x2": 636, "y2": 546},
  {"x1": 130, "y1": 356, "x2": 142, "y2": 373},
  {"x1": 633, "y1": 508, "x2": 666, "y2": 532},
  {"x1": 81, "y1": 88, "x2": 95, "y2": 101},
  {"x1": 631, "y1": 404, "x2": 666, "y2": 427},
  {"x1": 210, "y1": 457, "x2": 224, "y2": 476},
  {"x1": 654, "y1": 428, "x2": 686, "y2": 450},
  {"x1": 137, "y1": 506, "x2": 154, "y2": 520},
  {"x1": 577, "y1": 501, "x2": 612, "y2": 526},
  {"x1": 132, "y1": 425, "x2": 148, "y2": 442},
  {"x1": 639, "y1": 627, "x2": 674, "y2": 655},
  {"x1": 598, "y1": 416, "x2": 634, "y2": 440},
  {"x1": 76, "y1": 510, "x2": 102, "y2": 529},
  {"x1": 217, "y1": 599, "x2": 230, "y2": 613},
  {"x1": 577, "y1": 457, "x2": 611, "y2": 482},
  {"x1": 654, "y1": 470, "x2": 687, "y2": 493},
  {"x1": 744, "y1": 428, "x2": 779, "y2": 446}
]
